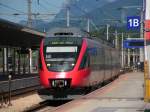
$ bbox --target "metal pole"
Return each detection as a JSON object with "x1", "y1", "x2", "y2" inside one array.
[
  {"x1": 87, "y1": 18, "x2": 90, "y2": 32},
  {"x1": 128, "y1": 48, "x2": 130, "y2": 67},
  {"x1": 121, "y1": 8, "x2": 126, "y2": 23},
  {"x1": 27, "y1": 0, "x2": 32, "y2": 28},
  {"x1": 121, "y1": 33, "x2": 124, "y2": 68},
  {"x1": 2, "y1": 48, "x2": 4, "y2": 73},
  {"x1": 106, "y1": 24, "x2": 110, "y2": 40},
  {"x1": 8, "y1": 75, "x2": 12, "y2": 106},
  {"x1": 0, "y1": 90, "x2": 4, "y2": 107},
  {"x1": 29, "y1": 49, "x2": 32, "y2": 73},
  {"x1": 13, "y1": 49, "x2": 15, "y2": 74},
  {"x1": 27, "y1": 0, "x2": 33, "y2": 74},
  {"x1": 132, "y1": 48, "x2": 135, "y2": 68},
  {"x1": 18, "y1": 49, "x2": 20, "y2": 74},
  {"x1": 6, "y1": 48, "x2": 9, "y2": 74},
  {"x1": 4, "y1": 48, "x2": 7, "y2": 74},
  {"x1": 67, "y1": 7, "x2": 70, "y2": 27},
  {"x1": 127, "y1": 34, "x2": 130, "y2": 67},
  {"x1": 140, "y1": 7, "x2": 144, "y2": 62},
  {"x1": 23, "y1": 54, "x2": 26, "y2": 74},
  {"x1": 144, "y1": 0, "x2": 150, "y2": 102},
  {"x1": 115, "y1": 30, "x2": 118, "y2": 48}
]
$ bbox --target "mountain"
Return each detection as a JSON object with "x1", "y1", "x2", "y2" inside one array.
[
  {"x1": 57, "y1": 0, "x2": 118, "y2": 18},
  {"x1": 20, "y1": 20, "x2": 50, "y2": 32},
  {"x1": 19, "y1": 0, "x2": 143, "y2": 32},
  {"x1": 88, "y1": 0, "x2": 142, "y2": 25},
  {"x1": 52, "y1": 0, "x2": 143, "y2": 30}
]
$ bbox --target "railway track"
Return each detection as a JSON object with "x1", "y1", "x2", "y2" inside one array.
[
  {"x1": 0, "y1": 85, "x2": 40, "y2": 107},
  {"x1": 24, "y1": 99, "x2": 72, "y2": 112},
  {"x1": 22, "y1": 77, "x2": 123, "y2": 112},
  {"x1": 23, "y1": 100, "x2": 50, "y2": 112},
  {"x1": 23, "y1": 73, "x2": 126, "y2": 112}
]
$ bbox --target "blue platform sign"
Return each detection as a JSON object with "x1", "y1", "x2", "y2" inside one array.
[
  {"x1": 127, "y1": 16, "x2": 140, "y2": 30},
  {"x1": 123, "y1": 39, "x2": 144, "y2": 48}
]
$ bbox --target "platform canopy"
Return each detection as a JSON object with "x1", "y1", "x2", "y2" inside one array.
[{"x1": 0, "y1": 18, "x2": 46, "y2": 48}]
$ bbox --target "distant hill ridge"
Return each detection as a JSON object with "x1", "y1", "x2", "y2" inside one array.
[{"x1": 20, "y1": 0, "x2": 143, "y2": 31}]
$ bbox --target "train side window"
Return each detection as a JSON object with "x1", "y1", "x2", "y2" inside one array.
[{"x1": 79, "y1": 50, "x2": 89, "y2": 69}]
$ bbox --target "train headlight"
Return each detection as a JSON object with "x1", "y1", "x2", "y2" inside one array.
[
  {"x1": 47, "y1": 64, "x2": 51, "y2": 66},
  {"x1": 52, "y1": 80, "x2": 55, "y2": 87},
  {"x1": 71, "y1": 63, "x2": 75, "y2": 66},
  {"x1": 64, "y1": 80, "x2": 67, "y2": 86}
]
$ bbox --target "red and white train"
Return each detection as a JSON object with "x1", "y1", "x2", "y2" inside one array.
[{"x1": 38, "y1": 27, "x2": 121, "y2": 98}]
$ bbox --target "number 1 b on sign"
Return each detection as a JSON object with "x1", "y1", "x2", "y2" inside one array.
[{"x1": 127, "y1": 16, "x2": 140, "y2": 30}]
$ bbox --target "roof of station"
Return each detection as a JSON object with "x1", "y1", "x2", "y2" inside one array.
[{"x1": 0, "y1": 18, "x2": 46, "y2": 48}]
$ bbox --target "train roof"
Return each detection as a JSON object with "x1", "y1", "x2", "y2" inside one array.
[
  {"x1": 46, "y1": 27, "x2": 115, "y2": 48},
  {"x1": 46, "y1": 27, "x2": 89, "y2": 37}
]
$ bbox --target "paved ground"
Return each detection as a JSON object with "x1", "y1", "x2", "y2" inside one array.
[
  {"x1": 47, "y1": 72, "x2": 148, "y2": 112},
  {"x1": 0, "y1": 92, "x2": 43, "y2": 112}
]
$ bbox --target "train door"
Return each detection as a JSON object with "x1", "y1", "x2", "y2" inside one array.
[
  {"x1": 110, "y1": 49, "x2": 113, "y2": 78},
  {"x1": 90, "y1": 47, "x2": 105, "y2": 84},
  {"x1": 98, "y1": 47, "x2": 105, "y2": 83},
  {"x1": 102, "y1": 47, "x2": 106, "y2": 82},
  {"x1": 111, "y1": 49, "x2": 116, "y2": 77},
  {"x1": 105, "y1": 48, "x2": 112, "y2": 81},
  {"x1": 87, "y1": 47, "x2": 99, "y2": 85},
  {"x1": 116, "y1": 50, "x2": 121, "y2": 74},
  {"x1": 104, "y1": 48, "x2": 109, "y2": 80},
  {"x1": 108, "y1": 49, "x2": 112, "y2": 80}
]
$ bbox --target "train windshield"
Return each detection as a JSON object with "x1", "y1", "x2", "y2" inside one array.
[{"x1": 43, "y1": 37, "x2": 82, "y2": 72}]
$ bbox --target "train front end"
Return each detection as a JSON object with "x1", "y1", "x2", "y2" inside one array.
[{"x1": 38, "y1": 36, "x2": 90, "y2": 97}]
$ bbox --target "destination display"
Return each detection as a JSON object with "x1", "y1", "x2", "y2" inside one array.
[
  {"x1": 46, "y1": 46, "x2": 78, "y2": 53},
  {"x1": 44, "y1": 37, "x2": 82, "y2": 46}
]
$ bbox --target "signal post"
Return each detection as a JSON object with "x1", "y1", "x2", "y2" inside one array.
[{"x1": 144, "y1": 0, "x2": 150, "y2": 102}]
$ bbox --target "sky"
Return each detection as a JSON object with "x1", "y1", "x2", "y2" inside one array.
[{"x1": 0, "y1": 0, "x2": 66, "y2": 23}]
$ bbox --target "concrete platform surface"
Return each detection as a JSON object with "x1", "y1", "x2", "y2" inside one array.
[
  {"x1": 0, "y1": 92, "x2": 43, "y2": 112},
  {"x1": 50, "y1": 72, "x2": 148, "y2": 112}
]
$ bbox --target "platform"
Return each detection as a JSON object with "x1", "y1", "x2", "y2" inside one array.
[
  {"x1": 51, "y1": 72, "x2": 148, "y2": 112},
  {"x1": 0, "y1": 92, "x2": 43, "y2": 112}
]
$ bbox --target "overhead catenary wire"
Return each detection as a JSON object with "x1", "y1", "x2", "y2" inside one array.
[
  {"x1": 34, "y1": 0, "x2": 58, "y2": 21},
  {"x1": 0, "y1": 0, "x2": 114, "y2": 31},
  {"x1": 0, "y1": 3, "x2": 26, "y2": 14},
  {"x1": 0, "y1": 2, "x2": 28, "y2": 22},
  {"x1": 37, "y1": 1, "x2": 50, "y2": 12},
  {"x1": 0, "y1": 1, "x2": 57, "y2": 21},
  {"x1": 68, "y1": 3, "x2": 99, "y2": 31},
  {"x1": 44, "y1": 0, "x2": 62, "y2": 9}
]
